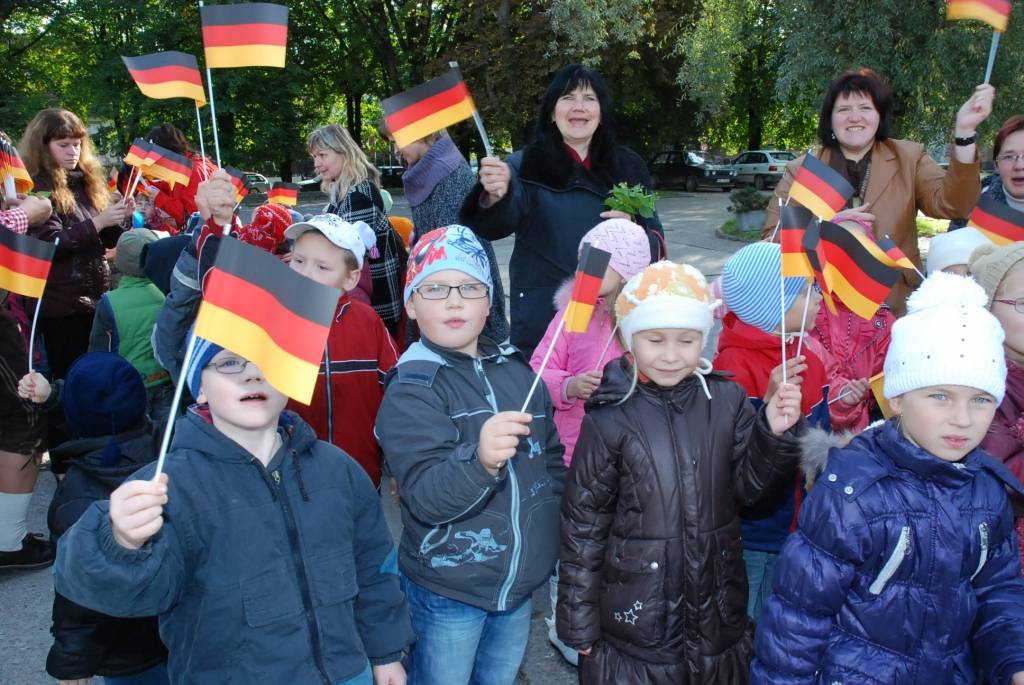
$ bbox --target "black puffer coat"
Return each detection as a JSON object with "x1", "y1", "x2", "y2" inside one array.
[{"x1": 557, "y1": 358, "x2": 803, "y2": 684}]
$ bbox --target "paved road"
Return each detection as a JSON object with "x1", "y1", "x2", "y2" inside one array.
[{"x1": 0, "y1": 190, "x2": 739, "y2": 685}]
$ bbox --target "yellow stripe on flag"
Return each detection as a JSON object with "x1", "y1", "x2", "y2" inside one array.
[
  {"x1": 135, "y1": 81, "x2": 207, "y2": 105},
  {"x1": 204, "y1": 45, "x2": 286, "y2": 69},
  {"x1": 0, "y1": 264, "x2": 47, "y2": 299},
  {"x1": 869, "y1": 372, "x2": 893, "y2": 418},
  {"x1": 391, "y1": 99, "x2": 477, "y2": 149},
  {"x1": 969, "y1": 220, "x2": 1014, "y2": 246},
  {"x1": 789, "y1": 183, "x2": 838, "y2": 220},
  {"x1": 948, "y1": 2, "x2": 1010, "y2": 31},
  {"x1": 822, "y1": 263, "x2": 883, "y2": 321},
  {"x1": 564, "y1": 300, "x2": 595, "y2": 334},
  {"x1": 781, "y1": 253, "x2": 813, "y2": 278},
  {"x1": 194, "y1": 301, "x2": 320, "y2": 403}
]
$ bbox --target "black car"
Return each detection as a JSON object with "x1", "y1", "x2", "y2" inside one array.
[
  {"x1": 649, "y1": 150, "x2": 736, "y2": 192},
  {"x1": 379, "y1": 165, "x2": 405, "y2": 189}
]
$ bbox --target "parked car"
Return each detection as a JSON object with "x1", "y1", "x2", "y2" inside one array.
[
  {"x1": 730, "y1": 149, "x2": 796, "y2": 190},
  {"x1": 243, "y1": 172, "x2": 271, "y2": 193},
  {"x1": 649, "y1": 150, "x2": 736, "y2": 192},
  {"x1": 379, "y1": 165, "x2": 404, "y2": 189}
]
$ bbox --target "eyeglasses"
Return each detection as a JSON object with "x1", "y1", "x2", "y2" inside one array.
[
  {"x1": 996, "y1": 153, "x2": 1024, "y2": 165},
  {"x1": 207, "y1": 357, "x2": 255, "y2": 375},
  {"x1": 415, "y1": 283, "x2": 489, "y2": 300},
  {"x1": 993, "y1": 298, "x2": 1024, "y2": 314}
]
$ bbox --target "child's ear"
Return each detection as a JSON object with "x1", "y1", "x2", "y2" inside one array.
[
  {"x1": 196, "y1": 388, "x2": 207, "y2": 404},
  {"x1": 404, "y1": 297, "x2": 418, "y2": 321},
  {"x1": 888, "y1": 395, "x2": 902, "y2": 415},
  {"x1": 342, "y1": 267, "x2": 361, "y2": 293}
]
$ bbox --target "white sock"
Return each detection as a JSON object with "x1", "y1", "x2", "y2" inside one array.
[{"x1": 0, "y1": 492, "x2": 33, "y2": 551}]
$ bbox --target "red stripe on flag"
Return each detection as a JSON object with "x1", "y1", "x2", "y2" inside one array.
[
  {"x1": 971, "y1": 206, "x2": 1024, "y2": 242},
  {"x1": 128, "y1": 65, "x2": 203, "y2": 86},
  {"x1": 820, "y1": 243, "x2": 893, "y2": 304},
  {"x1": 569, "y1": 272, "x2": 603, "y2": 307},
  {"x1": 202, "y1": 24, "x2": 287, "y2": 48},
  {"x1": 384, "y1": 82, "x2": 472, "y2": 132},
  {"x1": 780, "y1": 227, "x2": 804, "y2": 254},
  {"x1": 793, "y1": 170, "x2": 846, "y2": 213},
  {"x1": 0, "y1": 242, "x2": 52, "y2": 281}
]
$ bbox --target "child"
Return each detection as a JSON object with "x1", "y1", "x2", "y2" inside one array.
[
  {"x1": 751, "y1": 272, "x2": 1024, "y2": 685},
  {"x1": 52, "y1": 339, "x2": 413, "y2": 684},
  {"x1": 20, "y1": 353, "x2": 169, "y2": 684},
  {"x1": 376, "y1": 225, "x2": 566, "y2": 685},
  {"x1": 284, "y1": 214, "x2": 399, "y2": 487},
  {"x1": 970, "y1": 241, "x2": 1024, "y2": 570},
  {"x1": 927, "y1": 226, "x2": 992, "y2": 276},
  {"x1": 89, "y1": 228, "x2": 173, "y2": 425},
  {"x1": 714, "y1": 241, "x2": 866, "y2": 621},
  {"x1": 557, "y1": 260, "x2": 804, "y2": 683}
]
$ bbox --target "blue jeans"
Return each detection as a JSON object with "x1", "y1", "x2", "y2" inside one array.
[
  {"x1": 104, "y1": 662, "x2": 169, "y2": 685},
  {"x1": 402, "y1": 575, "x2": 531, "y2": 685},
  {"x1": 743, "y1": 548, "x2": 778, "y2": 621}
]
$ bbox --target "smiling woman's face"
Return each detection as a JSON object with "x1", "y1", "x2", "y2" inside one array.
[
  {"x1": 553, "y1": 85, "x2": 601, "y2": 150},
  {"x1": 997, "y1": 129, "x2": 1024, "y2": 198},
  {"x1": 831, "y1": 91, "x2": 880, "y2": 157}
]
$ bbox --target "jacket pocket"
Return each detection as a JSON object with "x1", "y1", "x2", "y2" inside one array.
[
  {"x1": 599, "y1": 538, "x2": 667, "y2": 648},
  {"x1": 868, "y1": 526, "x2": 911, "y2": 595},
  {"x1": 308, "y1": 549, "x2": 359, "y2": 608},
  {"x1": 241, "y1": 560, "x2": 305, "y2": 628},
  {"x1": 713, "y1": 536, "x2": 748, "y2": 631}
]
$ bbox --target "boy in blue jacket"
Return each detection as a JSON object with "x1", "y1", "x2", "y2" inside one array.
[
  {"x1": 53, "y1": 337, "x2": 413, "y2": 685},
  {"x1": 751, "y1": 273, "x2": 1024, "y2": 685},
  {"x1": 376, "y1": 225, "x2": 566, "y2": 685}
]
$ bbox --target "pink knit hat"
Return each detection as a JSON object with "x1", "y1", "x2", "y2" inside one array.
[{"x1": 579, "y1": 219, "x2": 651, "y2": 282}]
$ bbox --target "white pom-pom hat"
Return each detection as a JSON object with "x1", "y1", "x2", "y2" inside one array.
[{"x1": 883, "y1": 271, "x2": 1006, "y2": 402}]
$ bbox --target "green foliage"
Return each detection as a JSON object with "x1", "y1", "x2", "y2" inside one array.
[
  {"x1": 605, "y1": 182, "x2": 658, "y2": 218},
  {"x1": 718, "y1": 218, "x2": 761, "y2": 242},
  {"x1": 727, "y1": 187, "x2": 771, "y2": 213}
]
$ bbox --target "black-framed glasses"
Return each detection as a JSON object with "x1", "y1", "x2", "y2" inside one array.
[
  {"x1": 207, "y1": 357, "x2": 255, "y2": 375},
  {"x1": 996, "y1": 153, "x2": 1024, "y2": 165},
  {"x1": 415, "y1": 283, "x2": 489, "y2": 300},
  {"x1": 993, "y1": 298, "x2": 1024, "y2": 314}
]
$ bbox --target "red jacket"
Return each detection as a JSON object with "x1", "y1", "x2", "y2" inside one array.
[
  {"x1": 287, "y1": 294, "x2": 399, "y2": 487},
  {"x1": 980, "y1": 358, "x2": 1024, "y2": 572},
  {"x1": 152, "y1": 154, "x2": 217, "y2": 232}
]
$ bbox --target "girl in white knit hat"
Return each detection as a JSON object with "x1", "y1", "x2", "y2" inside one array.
[{"x1": 556, "y1": 260, "x2": 804, "y2": 683}]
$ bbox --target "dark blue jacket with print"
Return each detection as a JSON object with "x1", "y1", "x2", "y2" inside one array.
[
  {"x1": 54, "y1": 409, "x2": 413, "y2": 685},
  {"x1": 750, "y1": 420, "x2": 1024, "y2": 685},
  {"x1": 375, "y1": 337, "x2": 566, "y2": 613}
]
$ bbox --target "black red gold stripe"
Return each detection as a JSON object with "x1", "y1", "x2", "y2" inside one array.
[
  {"x1": 268, "y1": 182, "x2": 299, "y2": 206},
  {"x1": 201, "y1": 3, "x2": 288, "y2": 68},
  {"x1": 0, "y1": 229, "x2": 55, "y2": 299},
  {"x1": 788, "y1": 155, "x2": 855, "y2": 220},
  {"x1": 779, "y1": 204, "x2": 814, "y2": 278},
  {"x1": 817, "y1": 220, "x2": 898, "y2": 320},
  {"x1": 947, "y1": 0, "x2": 1012, "y2": 31},
  {"x1": 382, "y1": 71, "x2": 477, "y2": 149},
  {"x1": 802, "y1": 221, "x2": 837, "y2": 315},
  {"x1": 564, "y1": 243, "x2": 612, "y2": 333},
  {"x1": 122, "y1": 52, "x2": 206, "y2": 104},
  {"x1": 876, "y1": 235, "x2": 917, "y2": 270},
  {"x1": 224, "y1": 166, "x2": 250, "y2": 202},
  {"x1": 968, "y1": 195, "x2": 1024, "y2": 245}
]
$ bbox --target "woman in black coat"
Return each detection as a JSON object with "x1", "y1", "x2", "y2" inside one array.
[{"x1": 461, "y1": 65, "x2": 663, "y2": 356}]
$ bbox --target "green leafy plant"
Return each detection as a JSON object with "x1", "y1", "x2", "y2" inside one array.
[
  {"x1": 604, "y1": 182, "x2": 658, "y2": 219},
  {"x1": 727, "y1": 187, "x2": 771, "y2": 213}
]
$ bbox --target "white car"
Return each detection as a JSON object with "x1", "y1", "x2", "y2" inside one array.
[{"x1": 731, "y1": 150, "x2": 796, "y2": 190}]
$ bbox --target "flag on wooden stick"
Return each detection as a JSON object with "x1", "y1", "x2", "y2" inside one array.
[
  {"x1": 564, "y1": 243, "x2": 613, "y2": 333},
  {"x1": 268, "y1": 182, "x2": 299, "y2": 206},
  {"x1": 201, "y1": 2, "x2": 289, "y2": 68},
  {"x1": 0, "y1": 229, "x2": 56, "y2": 299},
  {"x1": 947, "y1": 0, "x2": 1013, "y2": 31},
  {"x1": 382, "y1": 70, "x2": 478, "y2": 149},
  {"x1": 0, "y1": 140, "x2": 33, "y2": 194},
  {"x1": 224, "y1": 166, "x2": 250, "y2": 203},
  {"x1": 122, "y1": 52, "x2": 207, "y2": 104},
  {"x1": 788, "y1": 155, "x2": 855, "y2": 220},
  {"x1": 779, "y1": 204, "x2": 815, "y2": 278},
  {"x1": 816, "y1": 221, "x2": 899, "y2": 320}
]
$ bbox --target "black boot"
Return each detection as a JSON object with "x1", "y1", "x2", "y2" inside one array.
[{"x1": 0, "y1": 533, "x2": 54, "y2": 570}]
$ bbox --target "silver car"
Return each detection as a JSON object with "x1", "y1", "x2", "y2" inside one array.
[
  {"x1": 243, "y1": 172, "x2": 271, "y2": 193},
  {"x1": 731, "y1": 150, "x2": 796, "y2": 190}
]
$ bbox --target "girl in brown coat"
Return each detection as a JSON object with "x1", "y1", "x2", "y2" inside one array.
[{"x1": 557, "y1": 261, "x2": 804, "y2": 684}]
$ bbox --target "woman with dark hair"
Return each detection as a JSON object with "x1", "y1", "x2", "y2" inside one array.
[
  {"x1": 951, "y1": 114, "x2": 1024, "y2": 231},
  {"x1": 764, "y1": 68, "x2": 993, "y2": 314},
  {"x1": 137, "y1": 123, "x2": 216, "y2": 234},
  {"x1": 461, "y1": 64, "x2": 663, "y2": 356}
]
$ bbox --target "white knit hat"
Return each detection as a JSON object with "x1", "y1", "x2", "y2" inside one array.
[
  {"x1": 616, "y1": 261, "x2": 717, "y2": 352},
  {"x1": 883, "y1": 271, "x2": 1006, "y2": 402},
  {"x1": 925, "y1": 228, "x2": 992, "y2": 275}
]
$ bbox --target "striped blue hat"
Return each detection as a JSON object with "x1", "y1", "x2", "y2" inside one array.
[
  {"x1": 187, "y1": 336, "x2": 225, "y2": 399},
  {"x1": 722, "y1": 242, "x2": 805, "y2": 333}
]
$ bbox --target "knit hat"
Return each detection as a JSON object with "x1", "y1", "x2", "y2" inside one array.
[
  {"x1": 926, "y1": 228, "x2": 992, "y2": 275},
  {"x1": 63, "y1": 353, "x2": 147, "y2": 439},
  {"x1": 404, "y1": 225, "x2": 493, "y2": 303},
  {"x1": 285, "y1": 214, "x2": 379, "y2": 268},
  {"x1": 722, "y1": 242, "x2": 805, "y2": 333},
  {"x1": 968, "y1": 241, "x2": 1024, "y2": 307},
  {"x1": 115, "y1": 228, "x2": 160, "y2": 277},
  {"x1": 579, "y1": 219, "x2": 651, "y2": 283},
  {"x1": 187, "y1": 336, "x2": 225, "y2": 399},
  {"x1": 237, "y1": 203, "x2": 295, "y2": 254},
  {"x1": 883, "y1": 272, "x2": 1006, "y2": 402},
  {"x1": 615, "y1": 261, "x2": 717, "y2": 351}
]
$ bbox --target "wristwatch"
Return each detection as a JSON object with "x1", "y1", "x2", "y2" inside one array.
[{"x1": 954, "y1": 134, "x2": 977, "y2": 147}]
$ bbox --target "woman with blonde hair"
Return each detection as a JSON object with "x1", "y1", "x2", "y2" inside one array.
[
  {"x1": 308, "y1": 124, "x2": 406, "y2": 336},
  {"x1": 20, "y1": 108, "x2": 130, "y2": 380}
]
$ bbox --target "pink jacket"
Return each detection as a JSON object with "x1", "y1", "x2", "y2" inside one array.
[
  {"x1": 810, "y1": 300, "x2": 895, "y2": 433},
  {"x1": 530, "y1": 281, "x2": 623, "y2": 467}
]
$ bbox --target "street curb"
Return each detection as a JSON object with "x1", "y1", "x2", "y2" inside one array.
[{"x1": 715, "y1": 227, "x2": 760, "y2": 243}]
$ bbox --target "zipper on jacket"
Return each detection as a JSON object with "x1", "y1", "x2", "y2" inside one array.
[
  {"x1": 324, "y1": 341, "x2": 334, "y2": 444},
  {"x1": 868, "y1": 526, "x2": 911, "y2": 595},
  {"x1": 475, "y1": 357, "x2": 523, "y2": 612},
  {"x1": 272, "y1": 465, "x2": 333, "y2": 685},
  {"x1": 971, "y1": 522, "x2": 989, "y2": 581},
  {"x1": 659, "y1": 396, "x2": 693, "y2": 654}
]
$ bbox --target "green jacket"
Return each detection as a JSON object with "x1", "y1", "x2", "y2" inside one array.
[{"x1": 89, "y1": 276, "x2": 168, "y2": 388}]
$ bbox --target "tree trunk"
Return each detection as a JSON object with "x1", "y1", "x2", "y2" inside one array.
[{"x1": 278, "y1": 160, "x2": 292, "y2": 183}]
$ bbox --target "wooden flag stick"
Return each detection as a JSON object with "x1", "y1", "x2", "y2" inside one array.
[
  {"x1": 199, "y1": 1, "x2": 223, "y2": 168},
  {"x1": 592, "y1": 323, "x2": 620, "y2": 373},
  {"x1": 194, "y1": 101, "x2": 209, "y2": 180},
  {"x1": 449, "y1": 61, "x2": 493, "y2": 158},
  {"x1": 27, "y1": 237, "x2": 59, "y2": 372},
  {"x1": 125, "y1": 165, "x2": 145, "y2": 200},
  {"x1": 795, "y1": 280, "x2": 812, "y2": 359},
  {"x1": 522, "y1": 317, "x2": 565, "y2": 412},
  {"x1": 778, "y1": 265, "x2": 789, "y2": 386},
  {"x1": 153, "y1": 331, "x2": 199, "y2": 480},
  {"x1": 3, "y1": 174, "x2": 16, "y2": 199},
  {"x1": 883, "y1": 234, "x2": 926, "y2": 280},
  {"x1": 984, "y1": 30, "x2": 1001, "y2": 85}
]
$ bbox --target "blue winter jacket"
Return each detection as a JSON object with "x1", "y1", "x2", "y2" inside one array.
[
  {"x1": 54, "y1": 409, "x2": 414, "y2": 685},
  {"x1": 750, "y1": 420, "x2": 1024, "y2": 685}
]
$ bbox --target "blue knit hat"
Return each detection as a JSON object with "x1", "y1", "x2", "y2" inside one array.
[
  {"x1": 404, "y1": 225, "x2": 493, "y2": 303},
  {"x1": 63, "y1": 353, "x2": 147, "y2": 440},
  {"x1": 187, "y1": 336, "x2": 225, "y2": 399},
  {"x1": 722, "y1": 242, "x2": 806, "y2": 333}
]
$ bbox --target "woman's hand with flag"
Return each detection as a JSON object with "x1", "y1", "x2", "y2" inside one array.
[
  {"x1": 478, "y1": 156, "x2": 511, "y2": 207},
  {"x1": 955, "y1": 83, "x2": 995, "y2": 139}
]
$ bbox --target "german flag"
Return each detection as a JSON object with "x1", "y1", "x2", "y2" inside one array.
[
  {"x1": 788, "y1": 154, "x2": 855, "y2": 220},
  {"x1": 947, "y1": 0, "x2": 1013, "y2": 32},
  {"x1": 268, "y1": 182, "x2": 299, "y2": 206},
  {"x1": 564, "y1": 243, "x2": 612, "y2": 333},
  {"x1": 143, "y1": 143, "x2": 193, "y2": 189},
  {"x1": 122, "y1": 52, "x2": 206, "y2": 105},
  {"x1": 124, "y1": 139, "x2": 155, "y2": 168},
  {"x1": 802, "y1": 220, "x2": 838, "y2": 315},
  {"x1": 968, "y1": 194, "x2": 1024, "y2": 245},
  {"x1": 876, "y1": 235, "x2": 918, "y2": 271},
  {"x1": 201, "y1": 3, "x2": 288, "y2": 69},
  {"x1": 224, "y1": 167, "x2": 250, "y2": 203},
  {"x1": 780, "y1": 204, "x2": 814, "y2": 277},
  {"x1": 193, "y1": 237, "x2": 340, "y2": 403},
  {"x1": 817, "y1": 220, "x2": 899, "y2": 320},
  {"x1": 0, "y1": 229, "x2": 55, "y2": 299},
  {"x1": 382, "y1": 70, "x2": 477, "y2": 149},
  {"x1": 1, "y1": 140, "x2": 33, "y2": 194}
]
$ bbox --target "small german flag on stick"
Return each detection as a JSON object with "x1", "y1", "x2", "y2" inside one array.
[
  {"x1": 144, "y1": 143, "x2": 193, "y2": 189},
  {"x1": 817, "y1": 221, "x2": 899, "y2": 320},
  {"x1": 788, "y1": 155, "x2": 855, "y2": 220},
  {"x1": 201, "y1": 2, "x2": 288, "y2": 68},
  {"x1": 878, "y1": 235, "x2": 923, "y2": 276},
  {"x1": 780, "y1": 204, "x2": 815, "y2": 278},
  {"x1": 522, "y1": 243, "x2": 611, "y2": 411},
  {"x1": 268, "y1": 182, "x2": 299, "y2": 206},
  {"x1": 947, "y1": 0, "x2": 1012, "y2": 32},
  {"x1": 383, "y1": 66, "x2": 490, "y2": 155},
  {"x1": 802, "y1": 220, "x2": 838, "y2": 316},
  {"x1": 122, "y1": 52, "x2": 206, "y2": 105},
  {"x1": 1, "y1": 140, "x2": 34, "y2": 194},
  {"x1": 0, "y1": 229, "x2": 55, "y2": 300},
  {"x1": 224, "y1": 166, "x2": 250, "y2": 203},
  {"x1": 968, "y1": 194, "x2": 1024, "y2": 245}
]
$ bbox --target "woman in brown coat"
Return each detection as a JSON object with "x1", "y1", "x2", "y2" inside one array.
[
  {"x1": 557, "y1": 261, "x2": 804, "y2": 684},
  {"x1": 763, "y1": 68, "x2": 992, "y2": 314}
]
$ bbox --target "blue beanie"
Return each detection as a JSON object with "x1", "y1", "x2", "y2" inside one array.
[
  {"x1": 187, "y1": 336, "x2": 225, "y2": 399},
  {"x1": 404, "y1": 225, "x2": 493, "y2": 303},
  {"x1": 63, "y1": 353, "x2": 147, "y2": 439},
  {"x1": 722, "y1": 242, "x2": 806, "y2": 333}
]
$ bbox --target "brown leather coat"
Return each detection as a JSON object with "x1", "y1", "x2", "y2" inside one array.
[
  {"x1": 557, "y1": 358, "x2": 803, "y2": 684},
  {"x1": 763, "y1": 139, "x2": 981, "y2": 315}
]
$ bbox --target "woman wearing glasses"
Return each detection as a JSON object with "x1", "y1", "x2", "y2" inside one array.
[{"x1": 951, "y1": 115, "x2": 1024, "y2": 232}]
